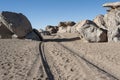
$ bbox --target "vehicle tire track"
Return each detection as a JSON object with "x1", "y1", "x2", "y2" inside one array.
[
  {"x1": 44, "y1": 41, "x2": 117, "y2": 80},
  {"x1": 57, "y1": 42, "x2": 118, "y2": 80},
  {"x1": 39, "y1": 42, "x2": 54, "y2": 80}
]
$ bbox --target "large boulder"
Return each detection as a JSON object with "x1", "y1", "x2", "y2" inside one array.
[
  {"x1": 45, "y1": 25, "x2": 58, "y2": 34},
  {"x1": 103, "y1": 2, "x2": 120, "y2": 42},
  {"x1": 76, "y1": 20, "x2": 107, "y2": 42},
  {"x1": 0, "y1": 11, "x2": 32, "y2": 38},
  {"x1": 93, "y1": 15, "x2": 107, "y2": 30}
]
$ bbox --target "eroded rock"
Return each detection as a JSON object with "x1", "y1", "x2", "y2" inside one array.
[
  {"x1": 93, "y1": 15, "x2": 107, "y2": 30},
  {"x1": 0, "y1": 11, "x2": 32, "y2": 38},
  {"x1": 58, "y1": 21, "x2": 76, "y2": 33},
  {"x1": 103, "y1": 2, "x2": 120, "y2": 42},
  {"x1": 76, "y1": 20, "x2": 107, "y2": 42},
  {"x1": 45, "y1": 25, "x2": 58, "y2": 34}
]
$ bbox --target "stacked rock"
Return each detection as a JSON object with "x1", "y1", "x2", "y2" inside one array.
[{"x1": 103, "y1": 2, "x2": 120, "y2": 42}]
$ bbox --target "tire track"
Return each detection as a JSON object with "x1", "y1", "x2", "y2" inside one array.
[
  {"x1": 57, "y1": 42, "x2": 118, "y2": 80},
  {"x1": 39, "y1": 42, "x2": 54, "y2": 80},
  {"x1": 45, "y1": 41, "x2": 117, "y2": 80}
]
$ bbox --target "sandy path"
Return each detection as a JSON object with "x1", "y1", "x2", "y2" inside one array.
[
  {"x1": 44, "y1": 41, "x2": 117, "y2": 80},
  {"x1": 1, "y1": 33, "x2": 120, "y2": 80},
  {"x1": 0, "y1": 39, "x2": 48, "y2": 80},
  {"x1": 53, "y1": 33, "x2": 120, "y2": 79}
]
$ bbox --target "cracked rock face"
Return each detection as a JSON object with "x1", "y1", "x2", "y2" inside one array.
[
  {"x1": 0, "y1": 11, "x2": 32, "y2": 38},
  {"x1": 76, "y1": 20, "x2": 107, "y2": 42},
  {"x1": 93, "y1": 15, "x2": 107, "y2": 30},
  {"x1": 103, "y1": 2, "x2": 120, "y2": 42}
]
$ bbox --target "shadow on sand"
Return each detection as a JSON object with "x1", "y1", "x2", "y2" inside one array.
[{"x1": 44, "y1": 37, "x2": 80, "y2": 42}]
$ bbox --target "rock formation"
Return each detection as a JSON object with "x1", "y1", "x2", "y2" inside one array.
[
  {"x1": 45, "y1": 25, "x2": 58, "y2": 34},
  {"x1": 0, "y1": 11, "x2": 43, "y2": 41},
  {"x1": 57, "y1": 21, "x2": 76, "y2": 33},
  {"x1": 93, "y1": 15, "x2": 107, "y2": 30},
  {"x1": 25, "y1": 29, "x2": 43, "y2": 41},
  {"x1": 75, "y1": 20, "x2": 107, "y2": 42},
  {"x1": 103, "y1": 2, "x2": 120, "y2": 11},
  {"x1": 0, "y1": 11, "x2": 32, "y2": 38},
  {"x1": 103, "y1": 2, "x2": 120, "y2": 42},
  {"x1": 58, "y1": 21, "x2": 76, "y2": 27}
]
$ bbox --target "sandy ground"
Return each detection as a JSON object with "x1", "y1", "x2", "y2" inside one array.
[
  {"x1": 0, "y1": 33, "x2": 120, "y2": 80},
  {"x1": 0, "y1": 39, "x2": 48, "y2": 80}
]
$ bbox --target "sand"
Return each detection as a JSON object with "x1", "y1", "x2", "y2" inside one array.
[{"x1": 0, "y1": 33, "x2": 120, "y2": 80}]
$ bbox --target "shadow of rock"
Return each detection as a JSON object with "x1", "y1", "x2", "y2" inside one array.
[{"x1": 44, "y1": 37, "x2": 80, "y2": 42}]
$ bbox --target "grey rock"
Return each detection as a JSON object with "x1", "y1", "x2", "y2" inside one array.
[
  {"x1": 58, "y1": 21, "x2": 76, "y2": 27},
  {"x1": 104, "y1": 6, "x2": 120, "y2": 42},
  {"x1": 39, "y1": 29, "x2": 44, "y2": 33},
  {"x1": 66, "y1": 26, "x2": 78, "y2": 33},
  {"x1": 25, "y1": 29, "x2": 43, "y2": 41},
  {"x1": 45, "y1": 25, "x2": 58, "y2": 34},
  {"x1": 43, "y1": 31, "x2": 51, "y2": 35},
  {"x1": 93, "y1": 15, "x2": 107, "y2": 30},
  {"x1": 76, "y1": 20, "x2": 107, "y2": 42},
  {"x1": 58, "y1": 22, "x2": 67, "y2": 27},
  {"x1": 103, "y1": 2, "x2": 120, "y2": 8},
  {"x1": 103, "y1": 2, "x2": 120, "y2": 12},
  {"x1": 0, "y1": 22, "x2": 13, "y2": 38},
  {"x1": 0, "y1": 11, "x2": 32, "y2": 38},
  {"x1": 58, "y1": 21, "x2": 76, "y2": 33},
  {"x1": 66, "y1": 21, "x2": 76, "y2": 26},
  {"x1": 57, "y1": 27, "x2": 67, "y2": 33}
]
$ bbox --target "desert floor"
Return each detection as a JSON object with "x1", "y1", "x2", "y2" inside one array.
[{"x1": 0, "y1": 33, "x2": 119, "y2": 80}]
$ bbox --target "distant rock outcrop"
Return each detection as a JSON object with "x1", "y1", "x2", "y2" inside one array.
[
  {"x1": 103, "y1": 2, "x2": 120, "y2": 42},
  {"x1": 45, "y1": 25, "x2": 58, "y2": 34},
  {"x1": 103, "y1": 2, "x2": 120, "y2": 11},
  {"x1": 75, "y1": 20, "x2": 107, "y2": 42},
  {"x1": 57, "y1": 21, "x2": 76, "y2": 33}
]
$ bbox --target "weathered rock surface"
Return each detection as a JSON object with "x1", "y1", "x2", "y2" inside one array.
[
  {"x1": 0, "y1": 22, "x2": 13, "y2": 38},
  {"x1": 58, "y1": 27, "x2": 67, "y2": 33},
  {"x1": 93, "y1": 15, "x2": 107, "y2": 30},
  {"x1": 103, "y1": 2, "x2": 120, "y2": 8},
  {"x1": 0, "y1": 11, "x2": 32, "y2": 38},
  {"x1": 58, "y1": 21, "x2": 76, "y2": 33},
  {"x1": 76, "y1": 20, "x2": 107, "y2": 42},
  {"x1": 45, "y1": 25, "x2": 58, "y2": 34},
  {"x1": 58, "y1": 21, "x2": 76, "y2": 27},
  {"x1": 103, "y1": 2, "x2": 120, "y2": 42}
]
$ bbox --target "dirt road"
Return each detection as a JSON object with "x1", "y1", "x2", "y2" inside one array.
[{"x1": 0, "y1": 33, "x2": 120, "y2": 80}]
